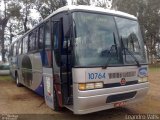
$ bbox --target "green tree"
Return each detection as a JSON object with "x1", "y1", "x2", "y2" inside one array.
[
  {"x1": 34, "y1": 0, "x2": 67, "y2": 19},
  {"x1": 0, "y1": 0, "x2": 21, "y2": 62},
  {"x1": 77, "y1": 0, "x2": 90, "y2": 5}
]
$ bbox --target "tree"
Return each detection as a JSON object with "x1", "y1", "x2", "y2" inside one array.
[
  {"x1": 19, "y1": 0, "x2": 35, "y2": 32},
  {"x1": 0, "y1": 0, "x2": 9, "y2": 62},
  {"x1": 0, "y1": 0, "x2": 28, "y2": 62},
  {"x1": 77, "y1": 0, "x2": 90, "y2": 5},
  {"x1": 34, "y1": 0, "x2": 67, "y2": 19}
]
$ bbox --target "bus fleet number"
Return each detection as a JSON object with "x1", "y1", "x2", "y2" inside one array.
[{"x1": 88, "y1": 72, "x2": 106, "y2": 80}]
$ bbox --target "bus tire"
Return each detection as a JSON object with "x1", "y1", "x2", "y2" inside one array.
[{"x1": 16, "y1": 74, "x2": 22, "y2": 87}]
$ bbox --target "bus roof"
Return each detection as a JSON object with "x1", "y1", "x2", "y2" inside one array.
[{"x1": 46, "y1": 5, "x2": 137, "y2": 20}]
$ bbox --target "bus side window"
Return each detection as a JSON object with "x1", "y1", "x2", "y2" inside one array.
[
  {"x1": 53, "y1": 21, "x2": 60, "y2": 66},
  {"x1": 13, "y1": 42, "x2": 17, "y2": 56},
  {"x1": 16, "y1": 41, "x2": 19, "y2": 55},
  {"x1": 23, "y1": 36, "x2": 28, "y2": 54},
  {"x1": 10, "y1": 45, "x2": 13, "y2": 56},
  {"x1": 29, "y1": 31, "x2": 36, "y2": 52},
  {"x1": 53, "y1": 22, "x2": 59, "y2": 49},
  {"x1": 18, "y1": 40, "x2": 22, "y2": 54},
  {"x1": 35, "y1": 30, "x2": 38, "y2": 50},
  {"x1": 39, "y1": 26, "x2": 44, "y2": 49},
  {"x1": 21, "y1": 39, "x2": 23, "y2": 54},
  {"x1": 44, "y1": 21, "x2": 51, "y2": 49}
]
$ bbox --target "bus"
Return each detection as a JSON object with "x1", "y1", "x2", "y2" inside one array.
[{"x1": 9, "y1": 5, "x2": 149, "y2": 114}]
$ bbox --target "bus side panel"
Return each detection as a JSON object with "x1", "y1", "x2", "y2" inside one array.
[
  {"x1": 41, "y1": 51, "x2": 55, "y2": 109},
  {"x1": 43, "y1": 67, "x2": 54, "y2": 109},
  {"x1": 32, "y1": 52, "x2": 44, "y2": 96},
  {"x1": 19, "y1": 53, "x2": 44, "y2": 96}
]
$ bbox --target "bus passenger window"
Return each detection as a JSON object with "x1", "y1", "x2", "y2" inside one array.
[
  {"x1": 39, "y1": 26, "x2": 44, "y2": 49},
  {"x1": 16, "y1": 42, "x2": 19, "y2": 55},
  {"x1": 10, "y1": 45, "x2": 14, "y2": 56},
  {"x1": 18, "y1": 41, "x2": 22, "y2": 54},
  {"x1": 23, "y1": 36, "x2": 28, "y2": 54},
  {"x1": 29, "y1": 32, "x2": 36, "y2": 51},
  {"x1": 13, "y1": 43, "x2": 17, "y2": 56},
  {"x1": 45, "y1": 22, "x2": 51, "y2": 49},
  {"x1": 53, "y1": 22, "x2": 59, "y2": 49},
  {"x1": 35, "y1": 30, "x2": 38, "y2": 49},
  {"x1": 53, "y1": 21, "x2": 61, "y2": 66}
]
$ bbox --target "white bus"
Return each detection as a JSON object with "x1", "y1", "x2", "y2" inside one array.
[{"x1": 9, "y1": 5, "x2": 149, "y2": 114}]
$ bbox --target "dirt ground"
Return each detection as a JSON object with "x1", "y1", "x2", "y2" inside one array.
[{"x1": 0, "y1": 69, "x2": 160, "y2": 120}]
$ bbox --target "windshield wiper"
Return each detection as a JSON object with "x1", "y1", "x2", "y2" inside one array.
[
  {"x1": 120, "y1": 36, "x2": 141, "y2": 67},
  {"x1": 102, "y1": 33, "x2": 118, "y2": 69}
]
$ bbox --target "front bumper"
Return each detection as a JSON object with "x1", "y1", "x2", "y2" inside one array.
[{"x1": 73, "y1": 82, "x2": 149, "y2": 114}]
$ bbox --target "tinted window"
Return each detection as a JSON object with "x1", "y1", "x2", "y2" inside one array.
[
  {"x1": 23, "y1": 36, "x2": 28, "y2": 54},
  {"x1": 0, "y1": 64, "x2": 9, "y2": 70},
  {"x1": 35, "y1": 30, "x2": 38, "y2": 49},
  {"x1": 18, "y1": 40, "x2": 22, "y2": 54},
  {"x1": 45, "y1": 21, "x2": 51, "y2": 48},
  {"x1": 13, "y1": 43, "x2": 17, "y2": 56},
  {"x1": 29, "y1": 31, "x2": 36, "y2": 51},
  {"x1": 39, "y1": 26, "x2": 44, "y2": 49},
  {"x1": 53, "y1": 22, "x2": 59, "y2": 49},
  {"x1": 10, "y1": 45, "x2": 14, "y2": 56}
]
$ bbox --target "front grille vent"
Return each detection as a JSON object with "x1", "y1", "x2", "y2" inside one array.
[{"x1": 109, "y1": 71, "x2": 136, "y2": 79}]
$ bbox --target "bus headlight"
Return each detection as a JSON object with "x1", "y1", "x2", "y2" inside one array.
[
  {"x1": 86, "y1": 83, "x2": 95, "y2": 90},
  {"x1": 95, "y1": 82, "x2": 103, "y2": 89},
  {"x1": 78, "y1": 82, "x2": 103, "y2": 91},
  {"x1": 138, "y1": 77, "x2": 148, "y2": 83}
]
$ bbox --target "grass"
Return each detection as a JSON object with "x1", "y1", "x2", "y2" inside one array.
[
  {"x1": 0, "y1": 75, "x2": 12, "y2": 81},
  {"x1": 149, "y1": 64, "x2": 160, "y2": 72}
]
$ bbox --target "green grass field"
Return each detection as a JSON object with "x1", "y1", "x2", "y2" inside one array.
[
  {"x1": 0, "y1": 76, "x2": 12, "y2": 81},
  {"x1": 149, "y1": 65, "x2": 160, "y2": 72}
]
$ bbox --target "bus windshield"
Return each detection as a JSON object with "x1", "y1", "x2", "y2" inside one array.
[
  {"x1": 115, "y1": 17, "x2": 147, "y2": 65},
  {"x1": 72, "y1": 12, "x2": 147, "y2": 67}
]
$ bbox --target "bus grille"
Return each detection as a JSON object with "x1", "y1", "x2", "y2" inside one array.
[
  {"x1": 103, "y1": 80, "x2": 139, "y2": 88},
  {"x1": 106, "y1": 91, "x2": 137, "y2": 103}
]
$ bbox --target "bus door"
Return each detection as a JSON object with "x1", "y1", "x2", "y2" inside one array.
[
  {"x1": 43, "y1": 21, "x2": 55, "y2": 109},
  {"x1": 52, "y1": 17, "x2": 73, "y2": 108}
]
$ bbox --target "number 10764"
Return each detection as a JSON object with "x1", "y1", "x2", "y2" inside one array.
[{"x1": 88, "y1": 72, "x2": 106, "y2": 80}]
